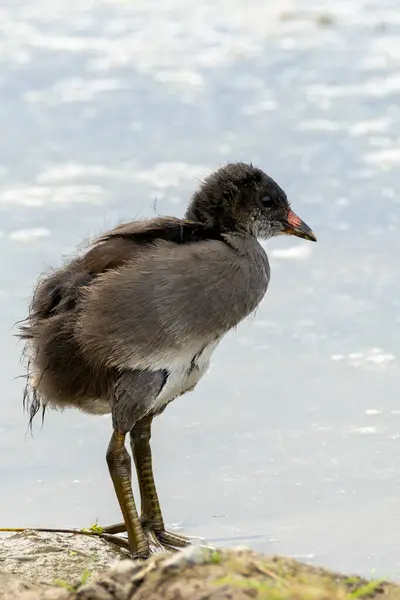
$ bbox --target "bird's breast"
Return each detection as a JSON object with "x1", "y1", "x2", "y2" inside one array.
[{"x1": 149, "y1": 338, "x2": 220, "y2": 413}]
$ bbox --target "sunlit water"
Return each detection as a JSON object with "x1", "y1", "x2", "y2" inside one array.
[{"x1": 1, "y1": 0, "x2": 399, "y2": 580}]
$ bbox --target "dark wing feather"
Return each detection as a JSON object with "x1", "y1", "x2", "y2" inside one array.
[
  {"x1": 19, "y1": 216, "x2": 225, "y2": 336},
  {"x1": 93, "y1": 216, "x2": 224, "y2": 247}
]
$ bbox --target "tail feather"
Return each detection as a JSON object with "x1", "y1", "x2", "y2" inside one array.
[{"x1": 17, "y1": 265, "x2": 91, "y2": 427}]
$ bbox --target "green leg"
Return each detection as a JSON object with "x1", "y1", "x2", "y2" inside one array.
[
  {"x1": 105, "y1": 430, "x2": 149, "y2": 558},
  {"x1": 131, "y1": 416, "x2": 192, "y2": 550},
  {"x1": 103, "y1": 417, "x2": 191, "y2": 550}
]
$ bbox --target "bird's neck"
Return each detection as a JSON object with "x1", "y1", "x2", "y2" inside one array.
[{"x1": 185, "y1": 195, "x2": 244, "y2": 235}]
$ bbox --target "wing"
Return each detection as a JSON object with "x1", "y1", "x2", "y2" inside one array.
[
  {"x1": 20, "y1": 216, "x2": 223, "y2": 334},
  {"x1": 76, "y1": 235, "x2": 270, "y2": 371}
]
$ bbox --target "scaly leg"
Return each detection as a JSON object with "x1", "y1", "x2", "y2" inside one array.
[
  {"x1": 106, "y1": 430, "x2": 149, "y2": 558},
  {"x1": 103, "y1": 417, "x2": 192, "y2": 550},
  {"x1": 130, "y1": 416, "x2": 192, "y2": 550}
]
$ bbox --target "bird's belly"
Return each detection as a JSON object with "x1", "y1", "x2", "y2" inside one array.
[{"x1": 150, "y1": 339, "x2": 219, "y2": 414}]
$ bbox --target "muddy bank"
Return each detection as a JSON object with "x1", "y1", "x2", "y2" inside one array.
[{"x1": 1, "y1": 530, "x2": 400, "y2": 599}]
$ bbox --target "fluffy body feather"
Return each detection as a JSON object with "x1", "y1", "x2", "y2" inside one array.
[
  {"x1": 19, "y1": 162, "x2": 313, "y2": 433},
  {"x1": 21, "y1": 216, "x2": 269, "y2": 428}
]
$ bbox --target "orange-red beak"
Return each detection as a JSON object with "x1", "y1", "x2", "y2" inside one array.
[{"x1": 282, "y1": 209, "x2": 317, "y2": 242}]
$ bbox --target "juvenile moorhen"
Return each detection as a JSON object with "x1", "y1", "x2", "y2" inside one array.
[{"x1": 20, "y1": 162, "x2": 316, "y2": 558}]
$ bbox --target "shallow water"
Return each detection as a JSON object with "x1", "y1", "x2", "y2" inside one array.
[{"x1": 1, "y1": 0, "x2": 399, "y2": 580}]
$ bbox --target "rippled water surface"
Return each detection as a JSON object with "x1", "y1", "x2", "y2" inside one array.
[{"x1": 1, "y1": 0, "x2": 399, "y2": 579}]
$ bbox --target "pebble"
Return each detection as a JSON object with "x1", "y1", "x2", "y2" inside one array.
[
  {"x1": 107, "y1": 559, "x2": 143, "y2": 583},
  {"x1": 76, "y1": 582, "x2": 114, "y2": 600},
  {"x1": 161, "y1": 545, "x2": 209, "y2": 569}
]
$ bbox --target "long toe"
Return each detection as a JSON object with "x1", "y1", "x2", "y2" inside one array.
[
  {"x1": 159, "y1": 531, "x2": 218, "y2": 553},
  {"x1": 101, "y1": 522, "x2": 127, "y2": 535},
  {"x1": 156, "y1": 530, "x2": 198, "y2": 548},
  {"x1": 97, "y1": 531, "x2": 152, "y2": 559},
  {"x1": 145, "y1": 529, "x2": 179, "y2": 554}
]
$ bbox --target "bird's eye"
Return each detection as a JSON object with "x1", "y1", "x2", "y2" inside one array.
[{"x1": 261, "y1": 195, "x2": 274, "y2": 207}]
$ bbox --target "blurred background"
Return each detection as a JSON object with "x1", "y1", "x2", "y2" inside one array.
[{"x1": 0, "y1": 0, "x2": 399, "y2": 580}]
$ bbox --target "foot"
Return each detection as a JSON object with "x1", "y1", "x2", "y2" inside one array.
[
  {"x1": 144, "y1": 528, "x2": 192, "y2": 553},
  {"x1": 101, "y1": 522, "x2": 200, "y2": 554}
]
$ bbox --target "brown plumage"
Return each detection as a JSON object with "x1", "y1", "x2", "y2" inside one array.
[
  {"x1": 19, "y1": 162, "x2": 316, "y2": 558},
  {"x1": 20, "y1": 217, "x2": 228, "y2": 422}
]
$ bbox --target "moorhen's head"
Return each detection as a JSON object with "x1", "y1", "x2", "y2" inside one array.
[{"x1": 186, "y1": 162, "x2": 316, "y2": 242}]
